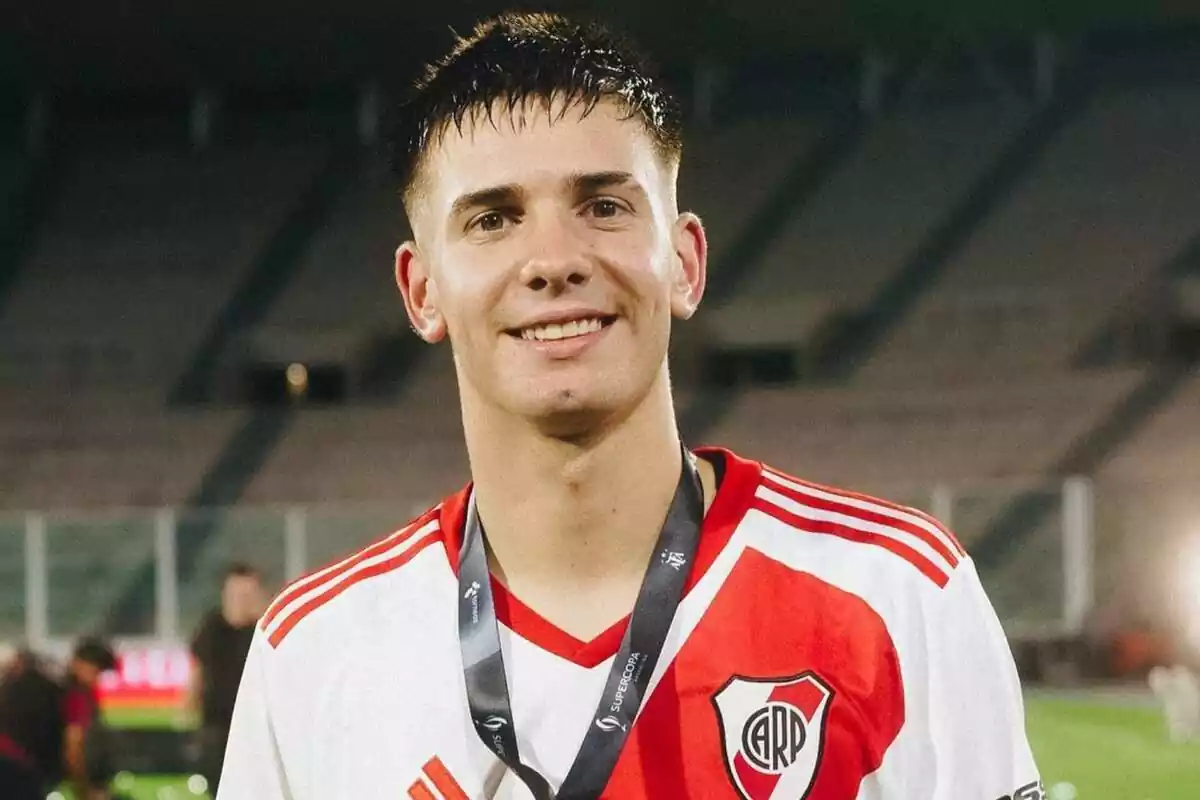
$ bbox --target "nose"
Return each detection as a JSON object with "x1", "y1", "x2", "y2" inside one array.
[{"x1": 518, "y1": 217, "x2": 593, "y2": 293}]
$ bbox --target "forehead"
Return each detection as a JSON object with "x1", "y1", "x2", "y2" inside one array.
[{"x1": 419, "y1": 99, "x2": 666, "y2": 212}]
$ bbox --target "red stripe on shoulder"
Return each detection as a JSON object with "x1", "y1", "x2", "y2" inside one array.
[
  {"x1": 761, "y1": 471, "x2": 960, "y2": 570},
  {"x1": 763, "y1": 467, "x2": 966, "y2": 559},
  {"x1": 897, "y1": 502, "x2": 967, "y2": 558},
  {"x1": 752, "y1": 498, "x2": 950, "y2": 588},
  {"x1": 268, "y1": 529, "x2": 443, "y2": 648},
  {"x1": 262, "y1": 505, "x2": 441, "y2": 632}
]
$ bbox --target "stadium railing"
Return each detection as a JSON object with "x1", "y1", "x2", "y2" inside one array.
[{"x1": 0, "y1": 478, "x2": 1102, "y2": 648}]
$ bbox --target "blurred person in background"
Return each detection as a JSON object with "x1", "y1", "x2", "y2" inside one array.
[
  {"x1": 0, "y1": 648, "x2": 62, "y2": 799},
  {"x1": 187, "y1": 563, "x2": 267, "y2": 796},
  {"x1": 0, "y1": 639, "x2": 118, "y2": 799},
  {"x1": 63, "y1": 637, "x2": 119, "y2": 800}
]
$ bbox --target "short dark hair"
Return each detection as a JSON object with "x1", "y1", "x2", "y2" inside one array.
[
  {"x1": 224, "y1": 562, "x2": 261, "y2": 583},
  {"x1": 72, "y1": 637, "x2": 117, "y2": 672},
  {"x1": 388, "y1": 11, "x2": 683, "y2": 206}
]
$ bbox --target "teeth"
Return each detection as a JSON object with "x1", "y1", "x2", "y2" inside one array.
[{"x1": 520, "y1": 317, "x2": 605, "y2": 341}]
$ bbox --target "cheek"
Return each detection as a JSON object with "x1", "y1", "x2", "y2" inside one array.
[
  {"x1": 639, "y1": 254, "x2": 678, "y2": 316},
  {"x1": 435, "y1": 259, "x2": 501, "y2": 338},
  {"x1": 601, "y1": 233, "x2": 673, "y2": 302}
]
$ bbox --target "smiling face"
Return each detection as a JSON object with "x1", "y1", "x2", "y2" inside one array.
[{"x1": 397, "y1": 98, "x2": 706, "y2": 437}]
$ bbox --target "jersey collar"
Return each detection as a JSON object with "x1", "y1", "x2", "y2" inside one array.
[{"x1": 438, "y1": 446, "x2": 762, "y2": 667}]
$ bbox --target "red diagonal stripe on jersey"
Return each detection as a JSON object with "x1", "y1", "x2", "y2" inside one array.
[
  {"x1": 765, "y1": 468, "x2": 965, "y2": 557},
  {"x1": 262, "y1": 513, "x2": 435, "y2": 630},
  {"x1": 762, "y1": 474, "x2": 960, "y2": 571},
  {"x1": 769, "y1": 678, "x2": 826, "y2": 719},
  {"x1": 407, "y1": 780, "x2": 437, "y2": 800},
  {"x1": 752, "y1": 498, "x2": 949, "y2": 588},
  {"x1": 267, "y1": 531, "x2": 443, "y2": 648},
  {"x1": 423, "y1": 756, "x2": 470, "y2": 800}
]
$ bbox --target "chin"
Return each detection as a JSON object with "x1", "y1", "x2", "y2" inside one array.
[
  {"x1": 518, "y1": 386, "x2": 626, "y2": 437},
  {"x1": 492, "y1": 363, "x2": 664, "y2": 436},
  {"x1": 534, "y1": 410, "x2": 611, "y2": 441}
]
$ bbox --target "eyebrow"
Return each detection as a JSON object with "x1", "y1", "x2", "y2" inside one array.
[
  {"x1": 569, "y1": 170, "x2": 638, "y2": 195},
  {"x1": 447, "y1": 171, "x2": 644, "y2": 222},
  {"x1": 449, "y1": 184, "x2": 524, "y2": 221}
]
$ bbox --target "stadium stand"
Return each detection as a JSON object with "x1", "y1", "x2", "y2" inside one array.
[
  {"x1": 243, "y1": 350, "x2": 467, "y2": 508},
  {"x1": 0, "y1": 142, "x2": 60, "y2": 305},
  {"x1": 6, "y1": 92, "x2": 1188, "y2": 515},
  {"x1": 251, "y1": 157, "x2": 407, "y2": 354},
  {"x1": 706, "y1": 368, "x2": 1146, "y2": 500},
  {"x1": 715, "y1": 102, "x2": 1030, "y2": 347},
  {"x1": 0, "y1": 138, "x2": 327, "y2": 388},
  {"x1": 0, "y1": 387, "x2": 246, "y2": 510},
  {"x1": 676, "y1": 115, "x2": 829, "y2": 266},
  {"x1": 1098, "y1": 367, "x2": 1200, "y2": 483},
  {"x1": 860, "y1": 86, "x2": 1200, "y2": 383}
]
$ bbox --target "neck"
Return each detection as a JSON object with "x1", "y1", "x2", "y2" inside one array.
[{"x1": 462, "y1": 372, "x2": 707, "y2": 596}]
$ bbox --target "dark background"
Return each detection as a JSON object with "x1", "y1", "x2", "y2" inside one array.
[{"x1": 4, "y1": 1, "x2": 1198, "y2": 95}]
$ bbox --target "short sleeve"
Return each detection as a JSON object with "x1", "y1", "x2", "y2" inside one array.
[
  {"x1": 216, "y1": 628, "x2": 294, "y2": 799},
  {"x1": 922, "y1": 559, "x2": 1042, "y2": 798},
  {"x1": 62, "y1": 688, "x2": 94, "y2": 728}
]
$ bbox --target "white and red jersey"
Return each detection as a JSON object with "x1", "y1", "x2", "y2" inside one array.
[{"x1": 218, "y1": 448, "x2": 1041, "y2": 800}]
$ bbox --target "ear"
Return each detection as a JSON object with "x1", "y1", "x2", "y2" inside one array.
[
  {"x1": 395, "y1": 241, "x2": 446, "y2": 343},
  {"x1": 669, "y1": 212, "x2": 708, "y2": 320}
]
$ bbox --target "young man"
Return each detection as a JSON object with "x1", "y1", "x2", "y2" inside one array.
[
  {"x1": 188, "y1": 563, "x2": 267, "y2": 796},
  {"x1": 219, "y1": 12, "x2": 1041, "y2": 799}
]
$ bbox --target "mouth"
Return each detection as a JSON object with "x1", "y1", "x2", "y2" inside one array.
[{"x1": 507, "y1": 315, "x2": 618, "y2": 342}]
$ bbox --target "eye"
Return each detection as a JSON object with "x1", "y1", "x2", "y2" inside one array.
[
  {"x1": 473, "y1": 211, "x2": 507, "y2": 233},
  {"x1": 588, "y1": 199, "x2": 623, "y2": 219},
  {"x1": 592, "y1": 199, "x2": 620, "y2": 218}
]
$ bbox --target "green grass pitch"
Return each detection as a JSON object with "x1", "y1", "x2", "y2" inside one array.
[
  {"x1": 1027, "y1": 694, "x2": 1200, "y2": 799},
  {"x1": 84, "y1": 694, "x2": 1200, "y2": 800}
]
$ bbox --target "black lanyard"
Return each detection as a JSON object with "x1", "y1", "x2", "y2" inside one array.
[{"x1": 458, "y1": 447, "x2": 705, "y2": 800}]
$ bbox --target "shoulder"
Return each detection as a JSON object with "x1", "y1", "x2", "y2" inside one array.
[
  {"x1": 747, "y1": 462, "x2": 967, "y2": 590},
  {"x1": 741, "y1": 463, "x2": 1006, "y2": 680},
  {"x1": 258, "y1": 503, "x2": 449, "y2": 651}
]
